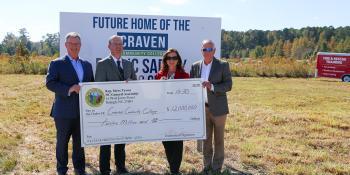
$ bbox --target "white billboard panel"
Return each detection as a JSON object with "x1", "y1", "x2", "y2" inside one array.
[{"x1": 60, "y1": 12, "x2": 221, "y2": 80}]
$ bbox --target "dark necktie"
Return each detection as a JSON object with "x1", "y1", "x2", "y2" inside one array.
[{"x1": 117, "y1": 60, "x2": 124, "y2": 80}]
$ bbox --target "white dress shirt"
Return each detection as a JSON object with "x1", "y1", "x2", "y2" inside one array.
[
  {"x1": 201, "y1": 59, "x2": 215, "y2": 103},
  {"x1": 67, "y1": 55, "x2": 84, "y2": 82},
  {"x1": 201, "y1": 60, "x2": 214, "y2": 91},
  {"x1": 67, "y1": 54, "x2": 84, "y2": 96},
  {"x1": 111, "y1": 55, "x2": 123, "y2": 69}
]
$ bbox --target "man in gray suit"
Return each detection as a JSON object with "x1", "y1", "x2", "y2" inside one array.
[
  {"x1": 95, "y1": 35, "x2": 137, "y2": 175},
  {"x1": 190, "y1": 39, "x2": 232, "y2": 173}
]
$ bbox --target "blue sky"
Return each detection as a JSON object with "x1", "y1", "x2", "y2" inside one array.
[{"x1": 1, "y1": 0, "x2": 349, "y2": 41}]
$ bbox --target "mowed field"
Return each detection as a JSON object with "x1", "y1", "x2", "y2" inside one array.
[{"x1": 0, "y1": 75, "x2": 349, "y2": 175}]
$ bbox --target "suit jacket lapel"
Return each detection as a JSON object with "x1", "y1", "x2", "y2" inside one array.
[
  {"x1": 122, "y1": 59, "x2": 129, "y2": 80},
  {"x1": 208, "y1": 58, "x2": 218, "y2": 81},
  {"x1": 81, "y1": 61, "x2": 88, "y2": 82},
  {"x1": 64, "y1": 55, "x2": 79, "y2": 83},
  {"x1": 198, "y1": 61, "x2": 202, "y2": 78},
  {"x1": 108, "y1": 56, "x2": 123, "y2": 80}
]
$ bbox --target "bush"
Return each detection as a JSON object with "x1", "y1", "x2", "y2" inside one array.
[
  {"x1": 228, "y1": 57, "x2": 315, "y2": 78},
  {"x1": 0, "y1": 54, "x2": 51, "y2": 74}
]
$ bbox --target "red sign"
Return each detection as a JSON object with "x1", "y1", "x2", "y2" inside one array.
[{"x1": 316, "y1": 52, "x2": 350, "y2": 81}]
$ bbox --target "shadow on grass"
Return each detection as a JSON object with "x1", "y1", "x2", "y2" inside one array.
[
  {"x1": 86, "y1": 163, "x2": 99, "y2": 175},
  {"x1": 225, "y1": 165, "x2": 253, "y2": 175},
  {"x1": 86, "y1": 170, "x2": 252, "y2": 175},
  {"x1": 86, "y1": 162, "x2": 253, "y2": 175}
]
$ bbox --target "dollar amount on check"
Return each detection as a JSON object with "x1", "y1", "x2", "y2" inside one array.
[{"x1": 79, "y1": 79, "x2": 206, "y2": 147}]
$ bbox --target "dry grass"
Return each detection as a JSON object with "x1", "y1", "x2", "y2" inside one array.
[
  {"x1": 0, "y1": 54, "x2": 52, "y2": 74},
  {"x1": 229, "y1": 57, "x2": 315, "y2": 78},
  {"x1": 0, "y1": 75, "x2": 349, "y2": 175},
  {"x1": 228, "y1": 77, "x2": 350, "y2": 174}
]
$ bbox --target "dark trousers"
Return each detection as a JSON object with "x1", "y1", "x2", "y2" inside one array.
[
  {"x1": 54, "y1": 118, "x2": 85, "y2": 174},
  {"x1": 162, "y1": 141, "x2": 183, "y2": 174},
  {"x1": 99, "y1": 144, "x2": 126, "y2": 173}
]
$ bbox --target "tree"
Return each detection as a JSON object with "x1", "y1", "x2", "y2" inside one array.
[
  {"x1": 317, "y1": 31, "x2": 329, "y2": 52},
  {"x1": 291, "y1": 37, "x2": 315, "y2": 59},
  {"x1": 264, "y1": 45, "x2": 274, "y2": 57},
  {"x1": 240, "y1": 48, "x2": 249, "y2": 58},
  {"x1": 18, "y1": 28, "x2": 32, "y2": 52},
  {"x1": 281, "y1": 28, "x2": 296, "y2": 41},
  {"x1": 273, "y1": 40, "x2": 284, "y2": 57},
  {"x1": 1, "y1": 33, "x2": 18, "y2": 55},
  {"x1": 249, "y1": 46, "x2": 264, "y2": 58},
  {"x1": 40, "y1": 33, "x2": 59, "y2": 56},
  {"x1": 221, "y1": 30, "x2": 234, "y2": 58},
  {"x1": 335, "y1": 37, "x2": 350, "y2": 53},
  {"x1": 224, "y1": 26, "x2": 350, "y2": 59},
  {"x1": 327, "y1": 37, "x2": 337, "y2": 51},
  {"x1": 283, "y1": 40, "x2": 292, "y2": 58},
  {"x1": 342, "y1": 37, "x2": 350, "y2": 53},
  {"x1": 230, "y1": 49, "x2": 243, "y2": 58},
  {"x1": 15, "y1": 41, "x2": 29, "y2": 57},
  {"x1": 0, "y1": 43, "x2": 3, "y2": 53}
]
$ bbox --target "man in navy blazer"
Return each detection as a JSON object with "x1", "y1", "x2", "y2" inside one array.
[{"x1": 46, "y1": 32, "x2": 94, "y2": 175}]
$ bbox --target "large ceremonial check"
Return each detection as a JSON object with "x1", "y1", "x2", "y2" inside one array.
[{"x1": 79, "y1": 79, "x2": 206, "y2": 147}]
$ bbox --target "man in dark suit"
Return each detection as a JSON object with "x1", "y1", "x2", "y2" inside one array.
[
  {"x1": 190, "y1": 39, "x2": 232, "y2": 173},
  {"x1": 46, "y1": 32, "x2": 94, "y2": 175},
  {"x1": 95, "y1": 35, "x2": 137, "y2": 175}
]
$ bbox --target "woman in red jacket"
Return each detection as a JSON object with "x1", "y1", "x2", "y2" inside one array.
[
  {"x1": 155, "y1": 48, "x2": 190, "y2": 80},
  {"x1": 155, "y1": 48, "x2": 189, "y2": 174}
]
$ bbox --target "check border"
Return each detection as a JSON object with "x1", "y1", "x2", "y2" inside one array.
[{"x1": 79, "y1": 78, "x2": 206, "y2": 147}]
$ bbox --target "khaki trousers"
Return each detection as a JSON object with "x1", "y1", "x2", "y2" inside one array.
[{"x1": 200, "y1": 107, "x2": 227, "y2": 171}]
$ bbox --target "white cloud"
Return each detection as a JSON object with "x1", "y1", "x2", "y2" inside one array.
[{"x1": 161, "y1": 0, "x2": 189, "y2": 6}]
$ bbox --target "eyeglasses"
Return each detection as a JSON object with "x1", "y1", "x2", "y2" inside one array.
[
  {"x1": 166, "y1": 56, "x2": 178, "y2": 61},
  {"x1": 110, "y1": 43, "x2": 123, "y2": 46},
  {"x1": 202, "y1": 48, "x2": 214, "y2": 52},
  {"x1": 67, "y1": 42, "x2": 81, "y2": 46}
]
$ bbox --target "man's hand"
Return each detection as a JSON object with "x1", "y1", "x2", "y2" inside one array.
[
  {"x1": 202, "y1": 81, "x2": 212, "y2": 90},
  {"x1": 68, "y1": 84, "x2": 81, "y2": 95}
]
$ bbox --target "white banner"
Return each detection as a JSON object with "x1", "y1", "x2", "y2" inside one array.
[
  {"x1": 79, "y1": 79, "x2": 206, "y2": 147},
  {"x1": 60, "y1": 12, "x2": 221, "y2": 80}
]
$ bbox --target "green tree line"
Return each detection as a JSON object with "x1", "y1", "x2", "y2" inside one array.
[
  {"x1": 221, "y1": 26, "x2": 350, "y2": 59},
  {"x1": 1, "y1": 26, "x2": 349, "y2": 59},
  {"x1": 0, "y1": 28, "x2": 59, "y2": 57}
]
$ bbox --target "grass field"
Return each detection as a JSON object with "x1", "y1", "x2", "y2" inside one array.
[{"x1": 0, "y1": 75, "x2": 349, "y2": 175}]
